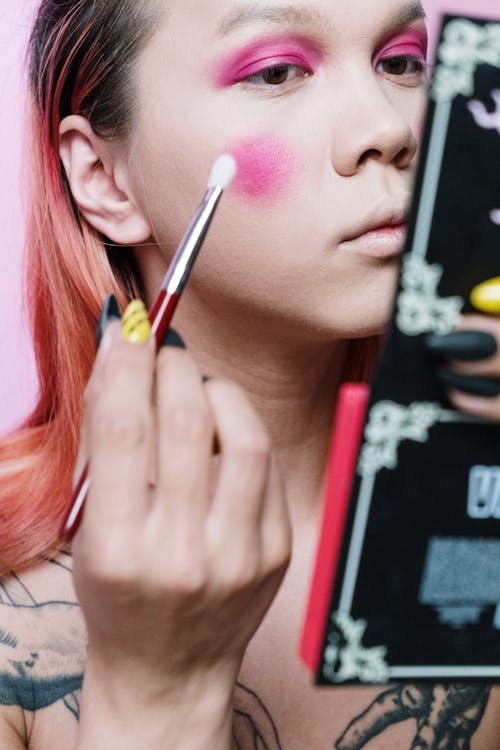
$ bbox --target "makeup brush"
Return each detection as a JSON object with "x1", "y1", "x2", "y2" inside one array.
[
  {"x1": 149, "y1": 153, "x2": 237, "y2": 348},
  {"x1": 60, "y1": 154, "x2": 237, "y2": 542}
]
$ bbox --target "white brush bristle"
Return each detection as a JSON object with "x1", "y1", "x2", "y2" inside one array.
[{"x1": 208, "y1": 154, "x2": 237, "y2": 190}]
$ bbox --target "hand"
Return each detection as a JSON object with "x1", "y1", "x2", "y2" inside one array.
[
  {"x1": 71, "y1": 319, "x2": 291, "y2": 742},
  {"x1": 426, "y1": 314, "x2": 500, "y2": 420}
]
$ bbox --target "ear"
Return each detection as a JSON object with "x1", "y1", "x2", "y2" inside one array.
[{"x1": 59, "y1": 115, "x2": 151, "y2": 245}]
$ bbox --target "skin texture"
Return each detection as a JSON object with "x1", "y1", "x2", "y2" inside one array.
[{"x1": 3, "y1": 0, "x2": 500, "y2": 748}]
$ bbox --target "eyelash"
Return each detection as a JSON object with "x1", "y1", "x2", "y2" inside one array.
[
  {"x1": 239, "y1": 57, "x2": 427, "y2": 93},
  {"x1": 375, "y1": 54, "x2": 429, "y2": 84},
  {"x1": 241, "y1": 62, "x2": 311, "y2": 89}
]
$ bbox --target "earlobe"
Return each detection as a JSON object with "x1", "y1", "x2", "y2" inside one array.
[{"x1": 59, "y1": 115, "x2": 151, "y2": 245}]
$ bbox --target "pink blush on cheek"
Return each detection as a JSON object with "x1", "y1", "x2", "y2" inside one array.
[{"x1": 228, "y1": 136, "x2": 299, "y2": 202}]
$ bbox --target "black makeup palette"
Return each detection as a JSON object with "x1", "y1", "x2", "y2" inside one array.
[{"x1": 302, "y1": 12, "x2": 500, "y2": 685}]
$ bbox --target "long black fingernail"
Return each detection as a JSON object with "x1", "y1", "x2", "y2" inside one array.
[
  {"x1": 425, "y1": 331, "x2": 498, "y2": 361},
  {"x1": 436, "y1": 367, "x2": 500, "y2": 397},
  {"x1": 162, "y1": 329, "x2": 186, "y2": 349},
  {"x1": 96, "y1": 293, "x2": 121, "y2": 349}
]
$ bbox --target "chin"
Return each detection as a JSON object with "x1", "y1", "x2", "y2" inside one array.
[
  {"x1": 320, "y1": 296, "x2": 396, "y2": 341},
  {"x1": 343, "y1": 320, "x2": 388, "y2": 340}
]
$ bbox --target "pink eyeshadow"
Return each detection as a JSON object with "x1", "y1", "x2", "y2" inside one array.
[
  {"x1": 374, "y1": 28, "x2": 428, "y2": 65},
  {"x1": 212, "y1": 34, "x2": 323, "y2": 88},
  {"x1": 228, "y1": 136, "x2": 299, "y2": 201}
]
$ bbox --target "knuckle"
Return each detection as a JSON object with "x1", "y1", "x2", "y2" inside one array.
[
  {"x1": 220, "y1": 548, "x2": 260, "y2": 591},
  {"x1": 268, "y1": 551, "x2": 291, "y2": 581},
  {"x1": 167, "y1": 403, "x2": 212, "y2": 443},
  {"x1": 260, "y1": 546, "x2": 290, "y2": 585},
  {"x1": 113, "y1": 340, "x2": 151, "y2": 368},
  {"x1": 235, "y1": 562, "x2": 261, "y2": 590},
  {"x1": 230, "y1": 429, "x2": 271, "y2": 463},
  {"x1": 162, "y1": 559, "x2": 208, "y2": 599},
  {"x1": 82, "y1": 544, "x2": 138, "y2": 590},
  {"x1": 269, "y1": 533, "x2": 292, "y2": 571},
  {"x1": 92, "y1": 402, "x2": 150, "y2": 450}
]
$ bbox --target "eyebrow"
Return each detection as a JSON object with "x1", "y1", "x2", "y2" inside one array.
[
  {"x1": 216, "y1": 5, "x2": 331, "y2": 38},
  {"x1": 394, "y1": 1, "x2": 426, "y2": 26},
  {"x1": 215, "y1": 2, "x2": 426, "y2": 39}
]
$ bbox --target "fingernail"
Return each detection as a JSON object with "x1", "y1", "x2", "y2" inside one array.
[
  {"x1": 425, "y1": 331, "x2": 498, "y2": 361},
  {"x1": 436, "y1": 367, "x2": 500, "y2": 397},
  {"x1": 122, "y1": 300, "x2": 151, "y2": 343},
  {"x1": 471, "y1": 277, "x2": 500, "y2": 314},
  {"x1": 162, "y1": 329, "x2": 186, "y2": 349},
  {"x1": 96, "y1": 293, "x2": 121, "y2": 349}
]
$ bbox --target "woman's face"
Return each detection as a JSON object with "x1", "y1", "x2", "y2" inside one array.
[{"x1": 124, "y1": 0, "x2": 428, "y2": 341}]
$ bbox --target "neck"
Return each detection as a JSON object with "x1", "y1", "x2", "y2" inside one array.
[
  {"x1": 172, "y1": 289, "x2": 349, "y2": 523},
  {"x1": 138, "y1": 245, "x2": 352, "y2": 522}
]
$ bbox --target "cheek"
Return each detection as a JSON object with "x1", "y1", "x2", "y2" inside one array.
[{"x1": 227, "y1": 135, "x2": 300, "y2": 203}]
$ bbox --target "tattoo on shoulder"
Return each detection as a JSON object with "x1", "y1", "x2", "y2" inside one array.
[
  {"x1": 0, "y1": 558, "x2": 84, "y2": 721},
  {"x1": 336, "y1": 683, "x2": 491, "y2": 750}
]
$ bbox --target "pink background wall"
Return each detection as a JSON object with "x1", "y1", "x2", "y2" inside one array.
[
  {"x1": 1, "y1": 0, "x2": 499, "y2": 436},
  {"x1": 1, "y1": 1, "x2": 38, "y2": 435}
]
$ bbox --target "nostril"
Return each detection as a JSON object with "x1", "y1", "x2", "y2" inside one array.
[
  {"x1": 359, "y1": 148, "x2": 382, "y2": 165},
  {"x1": 395, "y1": 145, "x2": 415, "y2": 168}
]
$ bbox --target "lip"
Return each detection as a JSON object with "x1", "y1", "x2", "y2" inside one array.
[{"x1": 340, "y1": 210, "x2": 408, "y2": 259}]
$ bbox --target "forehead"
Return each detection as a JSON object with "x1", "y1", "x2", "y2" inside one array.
[
  {"x1": 215, "y1": 0, "x2": 425, "y2": 35},
  {"x1": 161, "y1": 0, "x2": 426, "y2": 39}
]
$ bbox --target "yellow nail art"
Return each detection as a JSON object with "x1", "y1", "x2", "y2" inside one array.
[
  {"x1": 121, "y1": 300, "x2": 151, "y2": 343},
  {"x1": 470, "y1": 277, "x2": 500, "y2": 314}
]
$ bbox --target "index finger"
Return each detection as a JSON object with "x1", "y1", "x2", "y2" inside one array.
[{"x1": 82, "y1": 324, "x2": 156, "y2": 548}]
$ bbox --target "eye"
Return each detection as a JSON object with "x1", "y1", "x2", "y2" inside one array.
[
  {"x1": 376, "y1": 55, "x2": 428, "y2": 82},
  {"x1": 243, "y1": 63, "x2": 309, "y2": 87}
]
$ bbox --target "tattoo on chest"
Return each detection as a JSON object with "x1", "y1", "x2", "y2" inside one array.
[
  {"x1": 233, "y1": 682, "x2": 284, "y2": 750},
  {"x1": 0, "y1": 559, "x2": 493, "y2": 748},
  {"x1": 231, "y1": 681, "x2": 491, "y2": 750},
  {"x1": 335, "y1": 683, "x2": 491, "y2": 750},
  {"x1": 0, "y1": 556, "x2": 84, "y2": 719}
]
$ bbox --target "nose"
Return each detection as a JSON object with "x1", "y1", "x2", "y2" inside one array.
[{"x1": 330, "y1": 66, "x2": 419, "y2": 176}]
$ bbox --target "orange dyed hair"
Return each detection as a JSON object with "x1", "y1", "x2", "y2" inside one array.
[{"x1": 0, "y1": 0, "x2": 159, "y2": 577}]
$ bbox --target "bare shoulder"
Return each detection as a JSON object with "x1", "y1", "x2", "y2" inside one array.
[
  {"x1": 0, "y1": 554, "x2": 86, "y2": 749},
  {"x1": 475, "y1": 686, "x2": 500, "y2": 750}
]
